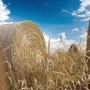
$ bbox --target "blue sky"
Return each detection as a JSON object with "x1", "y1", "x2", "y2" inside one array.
[{"x1": 0, "y1": 0, "x2": 89, "y2": 51}]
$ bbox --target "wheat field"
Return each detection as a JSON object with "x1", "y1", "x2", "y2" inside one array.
[{"x1": 0, "y1": 21, "x2": 90, "y2": 90}]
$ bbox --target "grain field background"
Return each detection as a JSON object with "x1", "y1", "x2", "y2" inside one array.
[{"x1": 0, "y1": 20, "x2": 90, "y2": 90}]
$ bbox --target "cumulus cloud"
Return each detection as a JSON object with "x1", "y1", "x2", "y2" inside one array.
[
  {"x1": 59, "y1": 32, "x2": 66, "y2": 41},
  {"x1": 0, "y1": 0, "x2": 10, "y2": 22},
  {"x1": 44, "y1": 32, "x2": 75, "y2": 52},
  {"x1": 79, "y1": 32, "x2": 87, "y2": 51},
  {"x1": 72, "y1": 0, "x2": 90, "y2": 21},
  {"x1": 72, "y1": 28, "x2": 79, "y2": 32},
  {"x1": 80, "y1": 32, "x2": 87, "y2": 38}
]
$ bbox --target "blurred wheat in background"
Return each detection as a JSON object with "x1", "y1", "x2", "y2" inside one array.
[{"x1": 0, "y1": 20, "x2": 90, "y2": 90}]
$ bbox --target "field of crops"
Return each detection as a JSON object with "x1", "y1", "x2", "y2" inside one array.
[{"x1": 0, "y1": 21, "x2": 90, "y2": 90}]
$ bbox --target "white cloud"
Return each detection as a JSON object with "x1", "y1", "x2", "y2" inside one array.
[
  {"x1": 80, "y1": 32, "x2": 87, "y2": 38},
  {"x1": 44, "y1": 31, "x2": 87, "y2": 52},
  {"x1": 80, "y1": 17, "x2": 90, "y2": 21},
  {"x1": 62, "y1": 9, "x2": 71, "y2": 14},
  {"x1": 59, "y1": 32, "x2": 66, "y2": 40},
  {"x1": 79, "y1": 32, "x2": 87, "y2": 51},
  {"x1": 72, "y1": 28, "x2": 79, "y2": 32},
  {"x1": 44, "y1": 32, "x2": 75, "y2": 52},
  {"x1": 0, "y1": 21, "x2": 13, "y2": 25},
  {"x1": 72, "y1": 0, "x2": 90, "y2": 21},
  {"x1": 0, "y1": 0, "x2": 10, "y2": 22}
]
